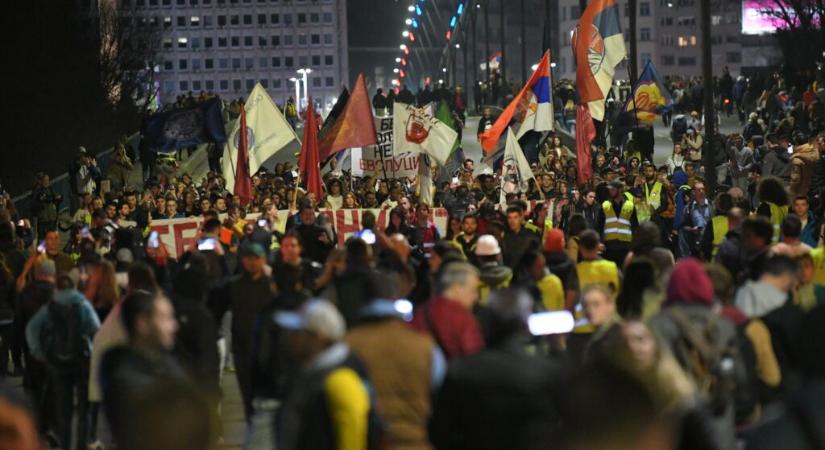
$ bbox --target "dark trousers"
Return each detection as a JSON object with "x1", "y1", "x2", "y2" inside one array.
[
  {"x1": 51, "y1": 367, "x2": 90, "y2": 450},
  {"x1": 0, "y1": 322, "x2": 11, "y2": 374},
  {"x1": 604, "y1": 241, "x2": 630, "y2": 267},
  {"x1": 233, "y1": 352, "x2": 253, "y2": 422}
]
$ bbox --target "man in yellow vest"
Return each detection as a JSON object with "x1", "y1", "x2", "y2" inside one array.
[
  {"x1": 639, "y1": 162, "x2": 668, "y2": 223},
  {"x1": 598, "y1": 179, "x2": 637, "y2": 265},
  {"x1": 700, "y1": 193, "x2": 734, "y2": 260},
  {"x1": 755, "y1": 176, "x2": 789, "y2": 243}
]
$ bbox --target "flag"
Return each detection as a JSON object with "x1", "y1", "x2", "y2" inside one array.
[
  {"x1": 500, "y1": 128, "x2": 535, "y2": 204},
  {"x1": 572, "y1": 0, "x2": 627, "y2": 121},
  {"x1": 319, "y1": 87, "x2": 350, "y2": 141},
  {"x1": 480, "y1": 51, "x2": 554, "y2": 153},
  {"x1": 233, "y1": 106, "x2": 253, "y2": 206},
  {"x1": 299, "y1": 97, "x2": 324, "y2": 200},
  {"x1": 435, "y1": 100, "x2": 460, "y2": 155},
  {"x1": 318, "y1": 74, "x2": 377, "y2": 161},
  {"x1": 142, "y1": 97, "x2": 226, "y2": 151},
  {"x1": 393, "y1": 102, "x2": 458, "y2": 166},
  {"x1": 223, "y1": 83, "x2": 298, "y2": 191},
  {"x1": 576, "y1": 104, "x2": 596, "y2": 186},
  {"x1": 624, "y1": 60, "x2": 673, "y2": 125},
  {"x1": 418, "y1": 154, "x2": 433, "y2": 206}
]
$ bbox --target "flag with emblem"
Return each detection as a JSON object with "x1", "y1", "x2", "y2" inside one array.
[
  {"x1": 572, "y1": 0, "x2": 627, "y2": 121},
  {"x1": 499, "y1": 128, "x2": 535, "y2": 204},
  {"x1": 481, "y1": 51, "x2": 554, "y2": 153},
  {"x1": 624, "y1": 60, "x2": 673, "y2": 124},
  {"x1": 223, "y1": 83, "x2": 299, "y2": 191},
  {"x1": 393, "y1": 102, "x2": 458, "y2": 166}
]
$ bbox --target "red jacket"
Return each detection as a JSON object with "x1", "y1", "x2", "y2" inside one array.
[{"x1": 410, "y1": 296, "x2": 484, "y2": 360}]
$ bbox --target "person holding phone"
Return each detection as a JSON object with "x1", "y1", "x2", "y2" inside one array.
[{"x1": 16, "y1": 230, "x2": 73, "y2": 291}]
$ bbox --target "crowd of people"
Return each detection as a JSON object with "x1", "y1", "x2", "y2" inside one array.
[{"x1": 1, "y1": 67, "x2": 825, "y2": 450}]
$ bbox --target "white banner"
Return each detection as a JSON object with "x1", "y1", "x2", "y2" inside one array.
[
  {"x1": 354, "y1": 116, "x2": 419, "y2": 180},
  {"x1": 149, "y1": 207, "x2": 449, "y2": 258},
  {"x1": 393, "y1": 102, "x2": 457, "y2": 166}
]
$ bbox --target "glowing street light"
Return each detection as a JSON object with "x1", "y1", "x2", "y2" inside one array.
[
  {"x1": 395, "y1": 57, "x2": 402, "y2": 62},
  {"x1": 408, "y1": 5, "x2": 415, "y2": 12},
  {"x1": 399, "y1": 44, "x2": 407, "y2": 50},
  {"x1": 442, "y1": 67, "x2": 447, "y2": 72},
  {"x1": 405, "y1": 18, "x2": 412, "y2": 25},
  {"x1": 296, "y1": 68, "x2": 312, "y2": 109},
  {"x1": 455, "y1": 43, "x2": 460, "y2": 49},
  {"x1": 393, "y1": 68, "x2": 400, "y2": 73},
  {"x1": 402, "y1": 30, "x2": 410, "y2": 37}
]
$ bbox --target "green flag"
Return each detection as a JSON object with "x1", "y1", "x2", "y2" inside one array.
[{"x1": 435, "y1": 100, "x2": 460, "y2": 155}]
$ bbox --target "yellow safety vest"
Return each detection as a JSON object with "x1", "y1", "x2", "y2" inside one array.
[
  {"x1": 638, "y1": 182, "x2": 662, "y2": 222},
  {"x1": 574, "y1": 259, "x2": 621, "y2": 333},
  {"x1": 811, "y1": 247, "x2": 825, "y2": 286},
  {"x1": 766, "y1": 202, "x2": 788, "y2": 243},
  {"x1": 602, "y1": 200, "x2": 634, "y2": 242},
  {"x1": 711, "y1": 215, "x2": 729, "y2": 258}
]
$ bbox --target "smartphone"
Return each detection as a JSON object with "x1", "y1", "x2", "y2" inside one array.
[
  {"x1": 17, "y1": 219, "x2": 24, "y2": 227},
  {"x1": 147, "y1": 231, "x2": 160, "y2": 249},
  {"x1": 257, "y1": 218, "x2": 268, "y2": 227},
  {"x1": 197, "y1": 237, "x2": 217, "y2": 251},
  {"x1": 787, "y1": 144, "x2": 793, "y2": 154},
  {"x1": 356, "y1": 229, "x2": 376, "y2": 245},
  {"x1": 37, "y1": 240, "x2": 46, "y2": 254},
  {"x1": 81, "y1": 226, "x2": 91, "y2": 239},
  {"x1": 451, "y1": 177, "x2": 459, "y2": 184},
  {"x1": 393, "y1": 299, "x2": 414, "y2": 322},
  {"x1": 527, "y1": 310, "x2": 575, "y2": 336}
]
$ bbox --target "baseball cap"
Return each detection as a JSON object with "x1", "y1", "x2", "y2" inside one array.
[
  {"x1": 238, "y1": 242, "x2": 266, "y2": 258},
  {"x1": 475, "y1": 234, "x2": 501, "y2": 256},
  {"x1": 274, "y1": 299, "x2": 346, "y2": 340}
]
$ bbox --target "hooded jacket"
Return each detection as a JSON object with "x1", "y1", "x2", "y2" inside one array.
[
  {"x1": 25, "y1": 288, "x2": 100, "y2": 361},
  {"x1": 761, "y1": 148, "x2": 792, "y2": 182},
  {"x1": 790, "y1": 143, "x2": 818, "y2": 195},
  {"x1": 734, "y1": 280, "x2": 788, "y2": 319}
]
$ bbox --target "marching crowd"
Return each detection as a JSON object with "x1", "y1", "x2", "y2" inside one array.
[{"x1": 1, "y1": 68, "x2": 825, "y2": 450}]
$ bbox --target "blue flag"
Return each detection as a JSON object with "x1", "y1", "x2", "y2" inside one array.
[
  {"x1": 624, "y1": 61, "x2": 673, "y2": 125},
  {"x1": 142, "y1": 98, "x2": 227, "y2": 151}
]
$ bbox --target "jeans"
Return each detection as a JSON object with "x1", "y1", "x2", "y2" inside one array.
[{"x1": 51, "y1": 366, "x2": 90, "y2": 450}]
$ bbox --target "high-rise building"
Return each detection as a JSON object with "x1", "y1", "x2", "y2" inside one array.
[
  {"x1": 122, "y1": 0, "x2": 348, "y2": 112},
  {"x1": 554, "y1": 0, "x2": 779, "y2": 81}
]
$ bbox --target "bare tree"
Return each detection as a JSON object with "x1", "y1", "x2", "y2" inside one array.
[
  {"x1": 759, "y1": 0, "x2": 825, "y2": 83},
  {"x1": 97, "y1": 0, "x2": 163, "y2": 112}
]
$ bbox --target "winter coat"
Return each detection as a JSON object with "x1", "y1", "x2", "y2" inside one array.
[
  {"x1": 410, "y1": 296, "x2": 483, "y2": 360},
  {"x1": 761, "y1": 149, "x2": 792, "y2": 182},
  {"x1": 790, "y1": 143, "x2": 818, "y2": 196}
]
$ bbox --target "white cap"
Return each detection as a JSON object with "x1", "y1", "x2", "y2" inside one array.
[
  {"x1": 275, "y1": 299, "x2": 346, "y2": 341},
  {"x1": 475, "y1": 234, "x2": 501, "y2": 256}
]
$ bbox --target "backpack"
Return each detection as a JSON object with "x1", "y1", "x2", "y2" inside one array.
[
  {"x1": 42, "y1": 301, "x2": 89, "y2": 371},
  {"x1": 668, "y1": 308, "x2": 738, "y2": 416}
]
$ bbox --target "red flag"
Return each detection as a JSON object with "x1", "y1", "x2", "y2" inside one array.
[
  {"x1": 233, "y1": 105, "x2": 253, "y2": 206},
  {"x1": 318, "y1": 74, "x2": 377, "y2": 161},
  {"x1": 576, "y1": 104, "x2": 596, "y2": 186},
  {"x1": 299, "y1": 97, "x2": 324, "y2": 200}
]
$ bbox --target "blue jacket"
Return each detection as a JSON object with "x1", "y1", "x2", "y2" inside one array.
[
  {"x1": 800, "y1": 211, "x2": 818, "y2": 247},
  {"x1": 26, "y1": 288, "x2": 100, "y2": 360}
]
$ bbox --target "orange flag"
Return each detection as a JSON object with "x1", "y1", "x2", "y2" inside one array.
[{"x1": 318, "y1": 74, "x2": 377, "y2": 161}]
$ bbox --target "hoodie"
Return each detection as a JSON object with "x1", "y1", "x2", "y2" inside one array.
[
  {"x1": 25, "y1": 288, "x2": 101, "y2": 361},
  {"x1": 761, "y1": 148, "x2": 792, "y2": 182},
  {"x1": 734, "y1": 279, "x2": 788, "y2": 318}
]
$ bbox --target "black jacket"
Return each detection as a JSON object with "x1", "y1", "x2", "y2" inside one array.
[
  {"x1": 430, "y1": 337, "x2": 563, "y2": 450},
  {"x1": 502, "y1": 227, "x2": 540, "y2": 269}
]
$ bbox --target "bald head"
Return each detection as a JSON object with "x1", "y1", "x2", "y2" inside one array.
[{"x1": 728, "y1": 207, "x2": 745, "y2": 228}]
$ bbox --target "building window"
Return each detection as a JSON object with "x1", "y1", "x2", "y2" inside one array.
[
  {"x1": 324, "y1": 34, "x2": 332, "y2": 44},
  {"x1": 678, "y1": 57, "x2": 696, "y2": 66},
  {"x1": 162, "y1": 0, "x2": 170, "y2": 5},
  {"x1": 218, "y1": 15, "x2": 226, "y2": 26},
  {"x1": 179, "y1": 59, "x2": 188, "y2": 69},
  {"x1": 570, "y1": 6, "x2": 579, "y2": 17},
  {"x1": 261, "y1": 79, "x2": 269, "y2": 88},
  {"x1": 191, "y1": 59, "x2": 200, "y2": 71},
  {"x1": 219, "y1": 58, "x2": 228, "y2": 68},
  {"x1": 245, "y1": 58, "x2": 253, "y2": 69},
  {"x1": 258, "y1": 57, "x2": 267, "y2": 68},
  {"x1": 191, "y1": 37, "x2": 200, "y2": 48},
  {"x1": 177, "y1": 16, "x2": 186, "y2": 26},
  {"x1": 233, "y1": 80, "x2": 241, "y2": 91},
  {"x1": 204, "y1": 15, "x2": 213, "y2": 26},
  {"x1": 298, "y1": 34, "x2": 307, "y2": 45},
  {"x1": 311, "y1": 34, "x2": 320, "y2": 44},
  {"x1": 271, "y1": 35, "x2": 280, "y2": 46},
  {"x1": 298, "y1": 56, "x2": 308, "y2": 66},
  {"x1": 176, "y1": 0, "x2": 184, "y2": 5},
  {"x1": 661, "y1": 55, "x2": 675, "y2": 66},
  {"x1": 311, "y1": 55, "x2": 320, "y2": 65},
  {"x1": 205, "y1": 58, "x2": 214, "y2": 69},
  {"x1": 230, "y1": 15, "x2": 239, "y2": 25},
  {"x1": 677, "y1": 35, "x2": 696, "y2": 47},
  {"x1": 284, "y1": 35, "x2": 293, "y2": 45},
  {"x1": 192, "y1": 80, "x2": 202, "y2": 91},
  {"x1": 640, "y1": 28, "x2": 651, "y2": 41},
  {"x1": 258, "y1": 36, "x2": 267, "y2": 46},
  {"x1": 177, "y1": 37, "x2": 188, "y2": 47},
  {"x1": 641, "y1": 53, "x2": 651, "y2": 63},
  {"x1": 164, "y1": 80, "x2": 175, "y2": 94},
  {"x1": 231, "y1": 36, "x2": 239, "y2": 47},
  {"x1": 205, "y1": 80, "x2": 214, "y2": 91},
  {"x1": 284, "y1": 13, "x2": 292, "y2": 25},
  {"x1": 246, "y1": 79, "x2": 255, "y2": 90},
  {"x1": 220, "y1": 79, "x2": 228, "y2": 91},
  {"x1": 676, "y1": 16, "x2": 695, "y2": 26},
  {"x1": 639, "y1": 2, "x2": 650, "y2": 16},
  {"x1": 726, "y1": 35, "x2": 738, "y2": 43},
  {"x1": 271, "y1": 14, "x2": 279, "y2": 24},
  {"x1": 726, "y1": 52, "x2": 741, "y2": 63},
  {"x1": 661, "y1": 16, "x2": 673, "y2": 26},
  {"x1": 312, "y1": 77, "x2": 321, "y2": 87},
  {"x1": 163, "y1": 38, "x2": 172, "y2": 48},
  {"x1": 180, "y1": 80, "x2": 189, "y2": 91},
  {"x1": 232, "y1": 58, "x2": 241, "y2": 69},
  {"x1": 258, "y1": 14, "x2": 266, "y2": 25},
  {"x1": 243, "y1": 14, "x2": 252, "y2": 25},
  {"x1": 272, "y1": 57, "x2": 281, "y2": 67},
  {"x1": 325, "y1": 76, "x2": 334, "y2": 87},
  {"x1": 218, "y1": 37, "x2": 227, "y2": 47},
  {"x1": 297, "y1": 13, "x2": 306, "y2": 24},
  {"x1": 274, "y1": 79, "x2": 282, "y2": 89},
  {"x1": 310, "y1": 13, "x2": 319, "y2": 23},
  {"x1": 285, "y1": 56, "x2": 294, "y2": 67},
  {"x1": 324, "y1": 55, "x2": 333, "y2": 65},
  {"x1": 205, "y1": 37, "x2": 213, "y2": 47},
  {"x1": 244, "y1": 36, "x2": 252, "y2": 46},
  {"x1": 323, "y1": 12, "x2": 332, "y2": 23},
  {"x1": 163, "y1": 60, "x2": 173, "y2": 70}
]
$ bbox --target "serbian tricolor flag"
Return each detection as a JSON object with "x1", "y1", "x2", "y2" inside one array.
[
  {"x1": 572, "y1": 0, "x2": 626, "y2": 121},
  {"x1": 481, "y1": 51, "x2": 554, "y2": 154},
  {"x1": 624, "y1": 60, "x2": 673, "y2": 125}
]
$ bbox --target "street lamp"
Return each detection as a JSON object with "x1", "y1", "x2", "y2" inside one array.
[
  {"x1": 399, "y1": 44, "x2": 407, "y2": 50},
  {"x1": 289, "y1": 77, "x2": 300, "y2": 107},
  {"x1": 402, "y1": 30, "x2": 410, "y2": 37},
  {"x1": 405, "y1": 18, "x2": 412, "y2": 25},
  {"x1": 296, "y1": 68, "x2": 312, "y2": 109},
  {"x1": 407, "y1": 5, "x2": 415, "y2": 12},
  {"x1": 395, "y1": 57, "x2": 402, "y2": 63}
]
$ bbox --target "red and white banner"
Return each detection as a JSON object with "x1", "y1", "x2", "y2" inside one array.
[{"x1": 149, "y1": 208, "x2": 450, "y2": 258}]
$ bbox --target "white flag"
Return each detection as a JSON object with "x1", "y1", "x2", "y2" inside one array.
[
  {"x1": 500, "y1": 128, "x2": 535, "y2": 205},
  {"x1": 223, "y1": 83, "x2": 299, "y2": 191},
  {"x1": 392, "y1": 102, "x2": 457, "y2": 166}
]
